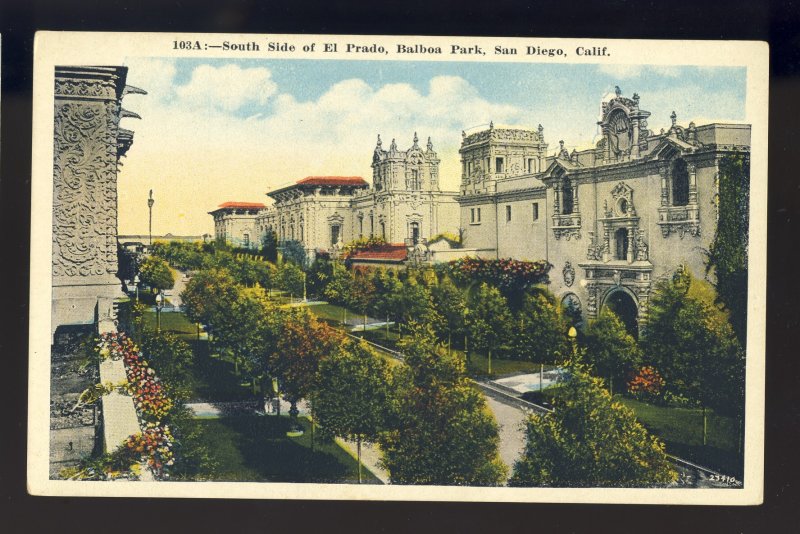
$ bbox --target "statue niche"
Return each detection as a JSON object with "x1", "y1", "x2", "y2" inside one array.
[{"x1": 607, "y1": 109, "x2": 632, "y2": 158}]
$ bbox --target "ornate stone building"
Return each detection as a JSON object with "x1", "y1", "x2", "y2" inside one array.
[
  {"x1": 248, "y1": 134, "x2": 459, "y2": 260},
  {"x1": 209, "y1": 201, "x2": 266, "y2": 249},
  {"x1": 455, "y1": 88, "x2": 750, "y2": 335},
  {"x1": 52, "y1": 66, "x2": 144, "y2": 338}
]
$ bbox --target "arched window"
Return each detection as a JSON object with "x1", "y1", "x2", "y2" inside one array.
[
  {"x1": 672, "y1": 159, "x2": 690, "y2": 206},
  {"x1": 562, "y1": 177, "x2": 574, "y2": 215},
  {"x1": 615, "y1": 228, "x2": 629, "y2": 261}
]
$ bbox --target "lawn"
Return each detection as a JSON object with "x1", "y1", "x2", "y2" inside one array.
[
  {"x1": 143, "y1": 310, "x2": 261, "y2": 403},
  {"x1": 464, "y1": 351, "x2": 550, "y2": 378},
  {"x1": 615, "y1": 396, "x2": 743, "y2": 477},
  {"x1": 142, "y1": 310, "x2": 198, "y2": 338},
  {"x1": 195, "y1": 415, "x2": 382, "y2": 484},
  {"x1": 307, "y1": 303, "x2": 548, "y2": 377},
  {"x1": 307, "y1": 302, "x2": 352, "y2": 324}
]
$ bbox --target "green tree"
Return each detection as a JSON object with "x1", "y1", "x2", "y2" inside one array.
[
  {"x1": 215, "y1": 285, "x2": 281, "y2": 383},
  {"x1": 397, "y1": 274, "x2": 443, "y2": 338},
  {"x1": 379, "y1": 325, "x2": 507, "y2": 486},
  {"x1": 347, "y1": 267, "x2": 377, "y2": 333},
  {"x1": 512, "y1": 290, "x2": 571, "y2": 365},
  {"x1": 139, "y1": 256, "x2": 175, "y2": 293},
  {"x1": 277, "y1": 261, "x2": 305, "y2": 298},
  {"x1": 261, "y1": 229, "x2": 279, "y2": 263},
  {"x1": 322, "y1": 261, "x2": 352, "y2": 305},
  {"x1": 510, "y1": 364, "x2": 677, "y2": 487},
  {"x1": 643, "y1": 266, "x2": 744, "y2": 445},
  {"x1": 706, "y1": 153, "x2": 749, "y2": 345},
  {"x1": 467, "y1": 283, "x2": 512, "y2": 373},
  {"x1": 306, "y1": 257, "x2": 335, "y2": 298},
  {"x1": 314, "y1": 340, "x2": 392, "y2": 483},
  {"x1": 431, "y1": 276, "x2": 467, "y2": 352},
  {"x1": 281, "y1": 240, "x2": 308, "y2": 267},
  {"x1": 584, "y1": 308, "x2": 642, "y2": 395},
  {"x1": 271, "y1": 309, "x2": 343, "y2": 421},
  {"x1": 180, "y1": 268, "x2": 239, "y2": 328}
]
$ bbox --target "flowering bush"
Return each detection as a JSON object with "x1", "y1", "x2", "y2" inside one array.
[
  {"x1": 627, "y1": 366, "x2": 666, "y2": 403},
  {"x1": 122, "y1": 422, "x2": 175, "y2": 477},
  {"x1": 445, "y1": 257, "x2": 551, "y2": 292},
  {"x1": 340, "y1": 236, "x2": 388, "y2": 259},
  {"x1": 92, "y1": 332, "x2": 177, "y2": 479}
]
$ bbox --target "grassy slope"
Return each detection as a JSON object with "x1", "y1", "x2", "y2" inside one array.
[{"x1": 197, "y1": 416, "x2": 381, "y2": 484}]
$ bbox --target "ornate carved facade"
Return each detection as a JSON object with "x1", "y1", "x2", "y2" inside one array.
[
  {"x1": 455, "y1": 88, "x2": 751, "y2": 335},
  {"x1": 52, "y1": 66, "x2": 144, "y2": 338},
  {"x1": 229, "y1": 134, "x2": 460, "y2": 262}
]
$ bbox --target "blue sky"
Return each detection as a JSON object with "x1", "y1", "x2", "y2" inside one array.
[{"x1": 117, "y1": 57, "x2": 747, "y2": 235}]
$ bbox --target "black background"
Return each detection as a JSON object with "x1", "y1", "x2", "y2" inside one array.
[{"x1": 1, "y1": 1, "x2": 798, "y2": 532}]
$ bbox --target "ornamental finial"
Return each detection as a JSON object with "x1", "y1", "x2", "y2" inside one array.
[
  {"x1": 670, "y1": 110, "x2": 677, "y2": 127},
  {"x1": 427, "y1": 136, "x2": 433, "y2": 151}
]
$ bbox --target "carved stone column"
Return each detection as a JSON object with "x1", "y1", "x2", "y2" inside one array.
[
  {"x1": 52, "y1": 66, "x2": 141, "y2": 338},
  {"x1": 659, "y1": 165, "x2": 669, "y2": 206}
]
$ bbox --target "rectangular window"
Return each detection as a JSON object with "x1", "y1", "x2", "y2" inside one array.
[
  {"x1": 495, "y1": 157, "x2": 504, "y2": 173},
  {"x1": 477, "y1": 207, "x2": 482, "y2": 222},
  {"x1": 470, "y1": 208, "x2": 476, "y2": 223},
  {"x1": 532, "y1": 202, "x2": 539, "y2": 221},
  {"x1": 506, "y1": 205, "x2": 512, "y2": 222},
  {"x1": 527, "y1": 158, "x2": 534, "y2": 173}
]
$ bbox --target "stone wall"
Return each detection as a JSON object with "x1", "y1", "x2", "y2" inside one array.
[{"x1": 52, "y1": 66, "x2": 143, "y2": 338}]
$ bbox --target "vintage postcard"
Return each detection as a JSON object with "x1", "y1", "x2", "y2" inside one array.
[{"x1": 28, "y1": 32, "x2": 767, "y2": 504}]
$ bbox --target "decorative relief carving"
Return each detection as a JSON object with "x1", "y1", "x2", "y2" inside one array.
[
  {"x1": 53, "y1": 97, "x2": 121, "y2": 278},
  {"x1": 586, "y1": 232, "x2": 604, "y2": 261},
  {"x1": 563, "y1": 261, "x2": 575, "y2": 287},
  {"x1": 553, "y1": 227, "x2": 581, "y2": 241},
  {"x1": 54, "y1": 78, "x2": 119, "y2": 100}
]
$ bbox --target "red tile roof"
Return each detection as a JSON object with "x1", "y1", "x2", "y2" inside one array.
[
  {"x1": 217, "y1": 201, "x2": 266, "y2": 209},
  {"x1": 350, "y1": 244, "x2": 408, "y2": 262},
  {"x1": 297, "y1": 176, "x2": 368, "y2": 187}
]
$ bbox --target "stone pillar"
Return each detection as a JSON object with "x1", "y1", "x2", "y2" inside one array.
[
  {"x1": 659, "y1": 165, "x2": 669, "y2": 206},
  {"x1": 52, "y1": 66, "x2": 141, "y2": 338}
]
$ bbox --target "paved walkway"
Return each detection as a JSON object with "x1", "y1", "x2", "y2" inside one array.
[
  {"x1": 335, "y1": 439, "x2": 389, "y2": 484},
  {"x1": 165, "y1": 269, "x2": 189, "y2": 308},
  {"x1": 483, "y1": 395, "x2": 528, "y2": 472}
]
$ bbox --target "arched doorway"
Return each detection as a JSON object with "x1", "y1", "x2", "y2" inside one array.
[{"x1": 603, "y1": 289, "x2": 639, "y2": 338}]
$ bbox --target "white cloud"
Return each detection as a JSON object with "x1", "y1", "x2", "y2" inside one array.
[
  {"x1": 123, "y1": 58, "x2": 177, "y2": 100},
  {"x1": 117, "y1": 65, "x2": 525, "y2": 236},
  {"x1": 174, "y1": 64, "x2": 278, "y2": 112}
]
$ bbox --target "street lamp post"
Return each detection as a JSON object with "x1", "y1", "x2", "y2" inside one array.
[
  {"x1": 133, "y1": 274, "x2": 140, "y2": 303},
  {"x1": 568, "y1": 325, "x2": 578, "y2": 358},
  {"x1": 156, "y1": 291, "x2": 164, "y2": 333},
  {"x1": 147, "y1": 189, "x2": 155, "y2": 246}
]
